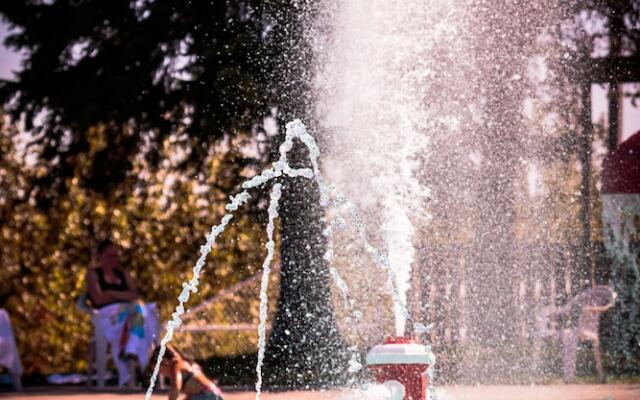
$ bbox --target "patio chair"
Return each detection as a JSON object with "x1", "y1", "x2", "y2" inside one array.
[
  {"x1": 559, "y1": 286, "x2": 616, "y2": 383},
  {"x1": 76, "y1": 295, "x2": 160, "y2": 388},
  {"x1": 0, "y1": 309, "x2": 23, "y2": 391}
]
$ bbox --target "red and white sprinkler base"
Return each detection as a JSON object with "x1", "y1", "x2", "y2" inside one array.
[{"x1": 366, "y1": 336, "x2": 435, "y2": 400}]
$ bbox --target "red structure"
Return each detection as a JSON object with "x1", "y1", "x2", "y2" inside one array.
[
  {"x1": 602, "y1": 130, "x2": 640, "y2": 194},
  {"x1": 366, "y1": 336, "x2": 433, "y2": 400}
]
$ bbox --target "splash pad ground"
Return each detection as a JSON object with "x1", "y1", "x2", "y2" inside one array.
[{"x1": 1, "y1": 384, "x2": 639, "y2": 400}]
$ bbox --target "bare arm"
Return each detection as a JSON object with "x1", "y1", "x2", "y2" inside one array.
[
  {"x1": 104, "y1": 271, "x2": 139, "y2": 302},
  {"x1": 86, "y1": 269, "x2": 117, "y2": 305}
]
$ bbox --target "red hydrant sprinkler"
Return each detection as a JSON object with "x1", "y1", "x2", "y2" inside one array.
[{"x1": 366, "y1": 336, "x2": 435, "y2": 400}]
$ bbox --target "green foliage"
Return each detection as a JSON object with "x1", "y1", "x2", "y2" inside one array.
[
  {"x1": 0, "y1": 0, "x2": 279, "y2": 203},
  {"x1": 0, "y1": 0, "x2": 292, "y2": 375},
  {"x1": 0, "y1": 115, "x2": 274, "y2": 374},
  {"x1": 0, "y1": 0, "x2": 347, "y2": 383}
]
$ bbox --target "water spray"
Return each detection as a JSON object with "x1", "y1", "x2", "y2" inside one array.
[{"x1": 146, "y1": 120, "x2": 422, "y2": 400}]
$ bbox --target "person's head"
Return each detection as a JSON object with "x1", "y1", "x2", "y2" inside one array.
[
  {"x1": 97, "y1": 239, "x2": 119, "y2": 270},
  {"x1": 147, "y1": 345, "x2": 188, "y2": 377}
]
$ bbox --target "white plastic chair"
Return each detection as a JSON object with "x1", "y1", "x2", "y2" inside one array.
[
  {"x1": 559, "y1": 286, "x2": 615, "y2": 383},
  {"x1": 0, "y1": 309, "x2": 23, "y2": 391},
  {"x1": 76, "y1": 295, "x2": 116, "y2": 387},
  {"x1": 77, "y1": 296, "x2": 159, "y2": 388},
  {"x1": 535, "y1": 286, "x2": 615, "y2": 383}
]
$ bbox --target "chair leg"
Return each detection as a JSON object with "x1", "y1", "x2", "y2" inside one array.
[
  {"x1": 87, "y1": 338, "x2": 96, "y2": 387},
  {"x1": 592, "y1": 339, "x2": 605, "y2": 383},
  {"x1": 95, "y1": 334, "x2": 108, "y2": 388},
  {"x1": 127, "y1": 359, "x2": 137, "y2": 388},
  {"x1": 10, "y1": 373, "x2": 22, "y2": 392}
]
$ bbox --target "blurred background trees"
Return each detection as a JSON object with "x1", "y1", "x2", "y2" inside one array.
[
  {"x1": 0, "y1": 0, "x2": 279, "y2": 375},
  {"x1": 0, "y1": 0, "x2": 351, "y2": 382},
  {"x1": 0, "y1": 108, "x2": 273, "y2": 375}
]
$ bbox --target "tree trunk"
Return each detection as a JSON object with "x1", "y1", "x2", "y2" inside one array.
[
  {"x1": 262, "y1": 0, "x2": 350, "y2": 386},
  {"x1": 264, "y1": 140, "x2": 350, "y2": 387}
]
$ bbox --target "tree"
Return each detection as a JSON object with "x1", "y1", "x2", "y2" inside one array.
[
  {"x1": 549, "y1": 0, "x2": 640, "y2": 375},
  {"x1": 0, "y1": 0, "x2": 271, "y2": 202},
  {"x1": 0, "y1": 0, "x2": 349, "y2": 384},
  {"x1": 0, "y1": 109, "x2": 274, "y2": 374},
  {"x1": 258, "y1": 0, "x2": 350, "y2": 386}
]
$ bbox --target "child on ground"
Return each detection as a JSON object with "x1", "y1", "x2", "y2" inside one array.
[{"x1": 149, "y1": 345, "x2": 224, "y2": 400}]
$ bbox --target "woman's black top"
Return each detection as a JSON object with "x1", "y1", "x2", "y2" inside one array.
[{"x1": 89, "y1": 268, "x2": 128, "y2": 309}]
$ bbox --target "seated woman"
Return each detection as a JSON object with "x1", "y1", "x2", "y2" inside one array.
[
  {"x1": 86, "y1": 239, "x2": 157, "y2": 386},
  {"x1": 150, "y1": 345, "x2": 224, "y2": 400}
]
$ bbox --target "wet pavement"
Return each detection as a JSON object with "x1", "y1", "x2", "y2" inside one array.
[{"x1": 0, "y1": 384, "x2": 639, "y2": 400}]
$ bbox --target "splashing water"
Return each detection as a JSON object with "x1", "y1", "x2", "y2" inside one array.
[
  {"x1": 145, "y1": 191, "x2": 252, "y2": 399},
  {"x1": 384, "y1": 205, "x2": 417, "y2": 336},
  {"x1": 255, "y1": 183, "x2": 281, "y2": 399},
  {"x1": 146, "y1": 119, "x2": 415, "y2": 399},
  {"x1": 310, "y1": 0, "x2": 570, "y2": 359},
  {"x1": 602, "y1": 193, "x2": 640, "y2": 360},
  {"x1": 325, "y1": 191, "x2": 412, "y2": 324},
  {"x1": 313, "y1": 0, "x2": 438, "y2": 337},
  {"x1": 340, "y1": 383, "x2": 405, "y2": 400},
  {"x1": 602, "y1": 194, "x2": 640, "y2": 283}
]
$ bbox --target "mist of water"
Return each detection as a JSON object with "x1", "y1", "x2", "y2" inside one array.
[
  {"x1": 313, "y1": 0, "x2": 448, "y2": 336},
  {"x1": 311, "y1": 0, "x2": 571, "y2": 379},
  {"x1": 602, "y1": 195, "x2": 640, "y2": 282},
  {"x1": 602, "y1": 194, "x2": 640, "y2": 364},
  {"x1": 255, "y1": 183, "x2": 281, "y2": 400},
  {"x1": 146, "y1": 120, "x2": 413, "y2": 398}
]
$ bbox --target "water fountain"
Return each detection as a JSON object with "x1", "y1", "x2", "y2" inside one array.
[
  {"x1": 146, "y1": 0, "x2": 609, "y2": 397},
  {"x1": 366, "y1": 336, "x2": 435, "y2": 400},
  {"x1": 146, "y1": 119, "x2": 434, "y2": 400},
  {"x1": 311, "y1": 0, "x2": 571, "y2": 383}
]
